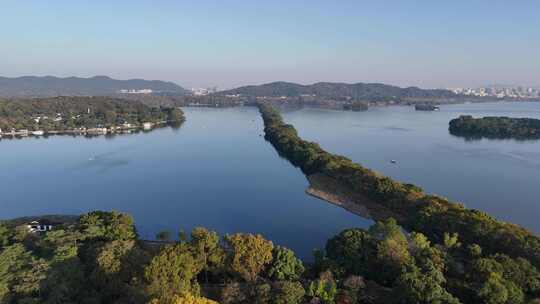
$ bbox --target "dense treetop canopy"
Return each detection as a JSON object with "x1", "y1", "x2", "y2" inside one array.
[{"x1": 1, "y1": 206, "x2": 539, "y2": 304}]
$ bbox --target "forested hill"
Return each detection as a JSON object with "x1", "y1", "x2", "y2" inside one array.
[
  {"x1": 220, "y1": 81, "x2": 457, "y2": 100},
  {"x1": 0, "y1": 76, "x2": 186, "y2": 97}
]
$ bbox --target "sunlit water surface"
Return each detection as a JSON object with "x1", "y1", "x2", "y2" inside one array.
[{"x1": 0, "y1": 107, "x2": 370, "y2": 259}]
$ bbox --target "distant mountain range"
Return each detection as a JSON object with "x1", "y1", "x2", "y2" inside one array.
[
  {"x1": 220, "y1": 81, "x2": 457, "y2": 100},
  {"x1": 0, "y1": 77, "x2": 460, "y2": 101},
  {"x1": 0, "y1": 76, "x2": 186, "y2": 97}
]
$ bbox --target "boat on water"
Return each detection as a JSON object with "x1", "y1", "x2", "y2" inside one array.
[
  {"x1": 390, "y1": 160, "x2": 397, "y2": 164},
  {"x1": 415, "y1": 104, "x2": 440, "y2": 111}
]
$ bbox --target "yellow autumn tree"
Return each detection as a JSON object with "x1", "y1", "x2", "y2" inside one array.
[
  {"x1": 224, "y1": 233, "x2": 273, "y2": 282},
  {"x1": 149, "y1": 293, "x2": 219, "y2": 304}
]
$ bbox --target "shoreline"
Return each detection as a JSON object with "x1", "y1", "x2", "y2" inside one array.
[
  {"x1": 0, "y1": 120, "x2": 184, "y2": 140},
  {"x1": 1, "y1": 214, "x2": 80, "y2": 227},
  {"x1": 305, "y1": 173, "x2": 404, "y2": 223}
]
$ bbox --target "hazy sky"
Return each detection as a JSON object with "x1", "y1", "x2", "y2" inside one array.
[{"x1": 1, "y1": 0, "x2": 539, "y2": 89}]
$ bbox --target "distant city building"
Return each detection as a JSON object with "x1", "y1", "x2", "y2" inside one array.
[
  {"x1": 191, "y1": 87, "x2": 218, "y2": 96},
  {"x1": 143, "y1": 122, "x2": 154, "y2": 130},
  {"x1": 449, "y1": 86, "x2": 540, "y2": 99},
  {"x1": 118, "y1": 89, "x2": 153, "y2": 94}
]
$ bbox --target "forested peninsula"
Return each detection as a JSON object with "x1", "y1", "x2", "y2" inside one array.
[
  {"x1": 258, "y1": 102, "x2": 540, "y2": 303},
  {"x1": 449, "y1": 115, "x2": 540, "y2": 140},
  {"x1": 0, "y1": 96, "x2": 184, "y2": 137}
]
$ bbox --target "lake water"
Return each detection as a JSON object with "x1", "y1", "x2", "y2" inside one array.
[
  {"x1": 283, "y1": 101, "x2": 540, "y2": 234},
  {"x1": 0, "y1": 107, "x2": 370, "y2": 259},
  {"x1": 1, "y1": 102, "x2": 539, "y2": 259}
]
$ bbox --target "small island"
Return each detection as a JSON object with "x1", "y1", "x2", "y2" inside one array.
[
  {"x1": 0, "y1": 96, "x2": 185, "y2": 138},
  {"x1": 449, "y1": 115, "x2": 540, "y2": 140}
]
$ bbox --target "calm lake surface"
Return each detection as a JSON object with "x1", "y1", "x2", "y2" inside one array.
[
  {"x1": 0, "y1": 107, "x2": 370, "y2": 259},
  {"x1": 1, "y1": 102, "x2": 539, "y2": 259},
  {"x1": 283, "y1": 101, "x2": 540, "y2": 234}
]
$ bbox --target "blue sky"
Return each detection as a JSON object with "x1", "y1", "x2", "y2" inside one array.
[{"x1": 1, "y1": 0, "x2": 539, "y2": 89}]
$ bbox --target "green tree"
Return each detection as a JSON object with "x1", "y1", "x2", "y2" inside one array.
[
  {"x1": 472, "y1": 257, "x2": 527, "y2": 304},
  {"x1": 190, "y1": 227, "x2": 224, "y2": 283},
  {"x1": 253, "y1": 283, "x2": 271, "y2": 304},
  {"x1": 477, "y1": 272, "x2": 510, "y2": 304},
  {"x1": 267, "y1": 246, "x2": 304, "y2": 281},
  {"x1": 272, "y1": 281, "x2": 305, "y2": 304},
  {"x1": 79, "y1": 211, "x2": 137, "y2": 241},
  {"x1": 325, "y1": 228, "x2": 375, "y2": 276},
  {"x1": 14, "y1": 225, "x2": 30, "y2": 243},
  {"x1": 149, "y1": 293, "x2": 218, "y2": 304},
  {"x1": 43, "y1": 229, "x2": 83, "y2": 261},
  {"x1": 220, "y1": 282, "x2": 246, "y2": 304},
  {"x1": 394, "y1": 262, "x2": 460, "y2": 304},
  {"x1": 490, "y1": 254, "x2": 540, "y2": 295},
  {"x1": 443, "y1": 233, "x2": 461, "y2": 250},
  {"x1": 87, "y1": 240, "x2": 138, "y2": 298},
  {"x1": 0, "y1": 225, "x2": 13, "y2": 249},
  {"x1": 307, "y1": 278, "x2": 337, "y2": 304},
  {"x1": 409, "y1": 232, "x2": 431, "y2": 252},
  {"x1": 0, "y1": 244, "x2": 49, "y2": 302},
  {"x1": 369, "y1": 219, "x2": 411, "y2": 285},
  {"x1": 467, "y1": 244, "x2": 482, "y2": 258},
  {"x1": 41, "y1": 257, "x2": 86, "y2": 304}
]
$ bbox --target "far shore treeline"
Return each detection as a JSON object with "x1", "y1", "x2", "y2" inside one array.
[
  {"x1": 0, "y1": 96, "x2": 185, "y2": 135},
  {"x1": 449, "y1": 115, "x2": 540, "y2": 140}
]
